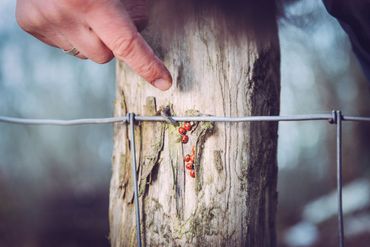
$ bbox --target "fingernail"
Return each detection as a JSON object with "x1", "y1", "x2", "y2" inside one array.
[{"x1": 153, "y1": 78, "x2": 171, "y2": 91}]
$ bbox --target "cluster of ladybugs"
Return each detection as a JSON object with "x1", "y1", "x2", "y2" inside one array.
[
  {"x1": 178, "y1": 122, "x2": 196, "y2": 178},
  {"x1": 184, "y1": 147, "x2": 196, "y2": 178},
  {"x1": 178, "y1": 122, "x2": 192, "y2": 144}
]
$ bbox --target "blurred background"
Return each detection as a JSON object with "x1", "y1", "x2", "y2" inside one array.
[
  {"x1": 0, "y1": 0, "x2": 369, "y2": 246},
  {"x1": 0, "y1": 1, "x2": 114, "y2": 246}
]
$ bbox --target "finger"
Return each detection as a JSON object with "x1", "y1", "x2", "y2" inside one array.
[
  {"x1": 62, "y1": 25, "x2": 114, "y2": 64},
  {"x1": 86, "y1": 1, "x2": 172, "y2": 91}
]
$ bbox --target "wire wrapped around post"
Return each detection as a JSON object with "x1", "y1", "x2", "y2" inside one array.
[{"x1": 128, "y1": 113, "x2": 143, "y2": 247}]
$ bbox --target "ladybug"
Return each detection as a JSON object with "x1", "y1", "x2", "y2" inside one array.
[
  {"x1": 186, "y1": 162, "x2": 194, "y2": 170},
  {"x1": 184, "y1": 122, "x2": 192, "y2": 131},
  {"x1": 189, "y1": 170, "x2": 196, "y2": 178},
  {"x1": 178, "y1": 127, "x2": 187, "y2": 135},
  {"x1": 189, "y1": 154, "x2": 195, "y2": 162},
  {"x1": 181, "y1": 135, "x2": 189, "y2": 144},
  {"x1": 184, "y1": 154, "x2": 191, "y2": 162}
]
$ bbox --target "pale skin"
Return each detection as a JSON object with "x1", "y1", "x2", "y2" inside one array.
[{"x1": 15, "y1": 0, "x2": 172, "y2": 91}]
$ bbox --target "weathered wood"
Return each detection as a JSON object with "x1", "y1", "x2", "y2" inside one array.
[{"x1": 110, "y1": 1, "x2": 280, "y2": 246}]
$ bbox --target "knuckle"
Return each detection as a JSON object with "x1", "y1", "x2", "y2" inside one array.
[
  {"x1": 42, "y1": 8, "x2": 65, "y2": 26},
  {"x1": 16, "y1": 7, "x2": 44, "y2": 32},
  {"x1": 94, "y1": 53, "x2": 114, "y2": 64},
  {"x1": 137, "y1": 60, "x2": 161, "y2": 81},
  {"x1": 15, "y1": 14, "x2": 29, "y2": 31},
  {"x1": 111, "y1": 33, "x2": 139, "y2": 59}
]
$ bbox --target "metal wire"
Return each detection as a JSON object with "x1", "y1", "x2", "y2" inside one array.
[
  {"x1": 135, "y1": 114, "x2": 334, "y2": 122},
  {"x1": 0, "y1": 116, "x2": 128, "y2": 125},
  {"x1": 1, "y1": 110, "x2": 370, "y2": 247},
  {"x1": 336, "y1": 111, "x2": 344, "y2": 247},
  {"x1": 1, "y1": 113, "x2": 370, "y2": 126},
  {"x1": 342, "y1": 115, "x2": 370, "y2": 122},
  {"x1": 128, "y1": 113, "x2": 143, "y2": 247}
]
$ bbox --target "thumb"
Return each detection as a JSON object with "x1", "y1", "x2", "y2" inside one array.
[{"x1": 86, "y1": 1, "x2": 172, "y2": 91}]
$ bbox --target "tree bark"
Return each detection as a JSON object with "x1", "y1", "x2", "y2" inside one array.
[{"x1": 110, "y1": 1, "x2": 280, "y2": 246}]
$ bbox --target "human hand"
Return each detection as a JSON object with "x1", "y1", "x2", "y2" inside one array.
[{"x1": 15, "y1": 0, "x2": 172, "y2": 91}]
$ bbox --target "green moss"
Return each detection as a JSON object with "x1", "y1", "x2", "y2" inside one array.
[
  {"x1": 167, "y1": 123, "x2": 179, "y2": 136},
  {"x1": 173, "y1": 217, "x2": 192, "y2": 239},
  {"x1": 185, "y1": 109, "x2": 201, "y2": 116},
  {"x1": 173, "y1": 203, "x2": 221, "y2": 242},
  {"x1": 199, "y1": 121, "x2": 214, "y2": 131}
]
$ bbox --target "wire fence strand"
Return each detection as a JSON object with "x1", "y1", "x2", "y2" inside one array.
[
  {"x1": 0, "y1": 116, "x2": 128, "y2": 125},
  {"x1": 1, "y1": 113, "x2": 370, "y2": 126}
]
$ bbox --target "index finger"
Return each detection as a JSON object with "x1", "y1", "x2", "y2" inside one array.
[{"x1": 86, "y1": 1, "x2": 172, "y2": 91}]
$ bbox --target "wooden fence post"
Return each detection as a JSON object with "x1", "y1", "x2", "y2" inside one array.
[{"x1": 110, "y1": 1, "x2": 280, "y2": 246}]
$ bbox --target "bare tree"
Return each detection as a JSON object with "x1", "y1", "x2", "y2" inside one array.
[{"x1": 110, "y1": 1, "x2": 280, "y2": 246}]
